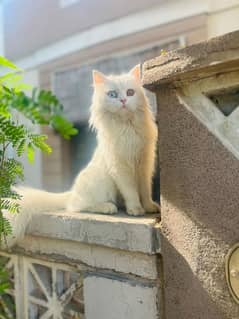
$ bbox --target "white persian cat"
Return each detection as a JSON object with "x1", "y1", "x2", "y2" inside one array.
[{"x1": 4, "y1": 65, "x2": 160, "y2": 248}]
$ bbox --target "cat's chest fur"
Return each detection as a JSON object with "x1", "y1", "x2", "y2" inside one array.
[{"x1": 101, "y1": 118, "x2": 146, "y2": 163}]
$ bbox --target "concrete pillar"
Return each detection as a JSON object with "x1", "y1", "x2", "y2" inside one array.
[{"x1": 143, "y1": 30, "x2": 239, "y2": 319}]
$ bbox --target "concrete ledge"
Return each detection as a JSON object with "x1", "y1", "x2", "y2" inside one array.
[
  {"x1": 16, "y1": 235, "x2": 159, "y2": 279},
  {"x1": 26, "y1": 211, "x2": 161, "y2": 254},
  {"x1": 143, "y1": 30, "x2": 239, "y2": 89}
]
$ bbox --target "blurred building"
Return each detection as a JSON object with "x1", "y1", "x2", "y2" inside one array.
[{"x1": 1, "y1": 0, "x2": 239, "y2": 190}]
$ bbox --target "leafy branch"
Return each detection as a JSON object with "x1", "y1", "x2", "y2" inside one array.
[
  {"x1": 0, "y1": 56, "x2": 78, "y2": 317},
  {"x1": 0, "y1": 56, "x2": 78, "y2": 242}
]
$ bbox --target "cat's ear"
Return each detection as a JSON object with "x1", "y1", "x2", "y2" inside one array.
[
  {"x1": 129, "y1": 64, "x2": 141, "y2": 82},
  {"x1": 92, "y1": 70, "x2": 107, "y2": 85}
]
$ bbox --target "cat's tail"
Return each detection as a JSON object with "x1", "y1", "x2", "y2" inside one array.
[{"x1": 3, "y1": 187, "x2": 71, "y2": 248}]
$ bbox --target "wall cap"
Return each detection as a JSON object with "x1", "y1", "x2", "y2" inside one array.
[
  {"x1": 25, "y1": 211, "x2": 161, "y2": 254},
  {"x1": 143, "y1": 30, "x2": 239, "y2": 90}
]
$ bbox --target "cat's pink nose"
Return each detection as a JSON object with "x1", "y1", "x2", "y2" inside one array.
[{"x1": 120, "y1": 98, "x2": 127, "y2": 104}]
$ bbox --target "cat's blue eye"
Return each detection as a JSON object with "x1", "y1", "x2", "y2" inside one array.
[{"x1": 107, "y1": 90, "x2": 118, "y2": 98}]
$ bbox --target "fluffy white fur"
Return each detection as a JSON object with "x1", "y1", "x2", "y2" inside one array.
[{"x1": 3, "y1": 65, "x2": 159, "y2": 248}]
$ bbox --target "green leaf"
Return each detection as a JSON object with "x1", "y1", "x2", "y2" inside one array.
[
  {"x1": 0, "y1": 217, "x2": 12, "y2": 237},
  {"x1": 51, "y1": 115, "x2": 78, "y2": 139},
  {"x1": 14, "y1": 82, "x2": 32, "y2": 92},
  {"x1": 30, "y1": 134, "x2": 52, "y2": 154},
  {"x1": 0, "y1": 55, "x2": 77, "y2": 258},
  {"x1": 27, "y1": 143, "x2": 35, "y2": 163},
  {"x1": 0, "y1": 109, "x2": 11, "y2": 118},
  {"x1": 16, "y1": 139, "x2": 26, "y2": 156},
  {"x1": 0, "y1": 72, "x2": 20, "y2": 82},
  {"x1": 0, "y1": 56, "x2": 20, "y2": 70}
]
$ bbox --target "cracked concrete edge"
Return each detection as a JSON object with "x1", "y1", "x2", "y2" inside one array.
[
  {"x1": 14, "y1": 235, "x2": 160, "y2": 280},
  {"x1": 142, "y1": 29, "x2": 239, "y2": 90},
  {"x1": 25, "y1": 211, "x2": 161, "y2": 254}
]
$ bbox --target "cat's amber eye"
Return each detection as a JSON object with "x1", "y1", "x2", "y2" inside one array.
[
  {"x1": 107, "y1": 90, "x2": 118, "y2": 98},
  {"x1": 126, "y1": 89, "x2": 135, "y2": 96}
]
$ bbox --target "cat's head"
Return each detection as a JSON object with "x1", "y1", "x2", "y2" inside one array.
[{"x1": 91, "y1": 65, "x2": 146, "y2": 116}]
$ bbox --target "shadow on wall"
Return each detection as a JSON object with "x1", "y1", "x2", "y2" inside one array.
[
  {"x1": 158, "y1": 88, "x2": 239, "y2": 318},
  {"x1": 162, "y1": 236, "x2": 225, "y2": 319}
]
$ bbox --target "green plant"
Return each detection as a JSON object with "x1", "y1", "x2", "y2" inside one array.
[
  {"x1": 0, "y1": 256, "x2": 15, "y2": 319},
  {"x1": 0, "y1": 56, "x2": 77, "y2": 244},
  {"x1": 0, "y1": 56, "x2": 78, "y2": 317}
]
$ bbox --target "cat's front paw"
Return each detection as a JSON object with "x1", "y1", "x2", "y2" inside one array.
[
  {"x1": 127, "y1": 205, "x2": 145, "y2": 216},
  {"x1": 143, "y1": 201, "x2": 160, "y2": 214},
  {"x1": 99, "y1": 202, "x2": 118, "y2": 215}
]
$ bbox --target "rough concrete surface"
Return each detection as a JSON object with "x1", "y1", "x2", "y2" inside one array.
[
  {"x1": 157, "y1": 88, "x2": 239, "y2": 319},
  {"x1": 141, "y1": 29, "x2": 239, "y2": 318},
  {"x1": 26, "y1": 211, "x2": 160, "y2": 254},
  {"x1": 17, "y1": 235, "x2": 159, "y2": 279},
  {"x1": 143, "y1": 30, "x2": 239, "y2": 89}
]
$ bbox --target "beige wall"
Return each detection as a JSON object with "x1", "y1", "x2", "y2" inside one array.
[
  {"x1": 4, "y1": 0, "x2": 239, "y2": 67},
  {"x1": 0, "y1": 2, "x2": 4, "y2": 55},
  {"x1": 20, "y1": 69, "x2": 43, "y2": 188},
  {"x1": 208, "y1": 6, "x2": 239, "y2": 37},
  {"x1": 3, "y1": 0, "x2": 161, "y2": 60}
]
